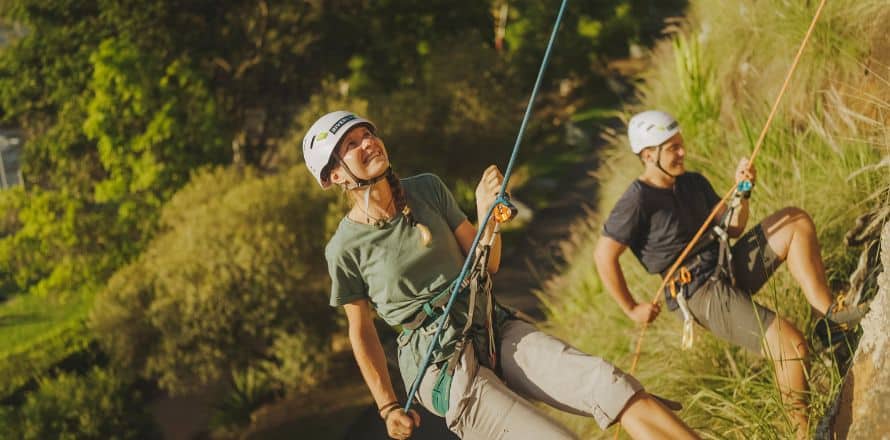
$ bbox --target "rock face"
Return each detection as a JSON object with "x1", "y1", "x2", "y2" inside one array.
[{"x1": 830, "y1": 221, "x2": 890, "y2": 439}]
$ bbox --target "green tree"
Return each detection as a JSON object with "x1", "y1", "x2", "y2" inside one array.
[
  {"x1": 504, "y1": 0, "x2": 687, "y2": 80},
  {"x1": 84, "y1": 36, "x2": 227, "y2": 239},
  {"x1": 92, "y1": 165, "x2": 338, "y2": 395},
  {"x1": 340, "y1": 0, "x2": 493, "y2": 92},
  {"x1": 0, "y1": 0, "x2": 360, "y2": 300}
]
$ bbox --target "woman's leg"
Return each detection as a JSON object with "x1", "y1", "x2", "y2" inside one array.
[
  {"x1": 416, "y1": 343, "x2": 577, "y2": 440},
  {"x1": 619, "y1": 392, "x2": 700, "y2": 440},
  {"x1": 498, "y1": 319, "x2": 698, "y2": 439}
]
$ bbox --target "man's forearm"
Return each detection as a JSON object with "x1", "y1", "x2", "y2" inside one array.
[{"x1": 596, "y1": 258, "x2": 637, "y2": 314}]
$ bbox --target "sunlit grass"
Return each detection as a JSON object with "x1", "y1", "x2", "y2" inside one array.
[
  {"x1": 0, "y1": 293, "x2": 93, "y2": 398},
  {"x1": 0, "y1": 293, "x2": 91, "y2": 357}
]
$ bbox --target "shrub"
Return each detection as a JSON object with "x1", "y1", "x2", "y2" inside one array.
[
  {"x1": 0, "y1": 367, "x2": 158, "y2": 440},
  {"x1": 91, "y1": 165, "x2": 339, "y2": 396}
]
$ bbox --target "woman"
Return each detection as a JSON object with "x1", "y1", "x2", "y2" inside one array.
[{"x1": 303, "y1": 111, "x2": 699, "y2": 440}]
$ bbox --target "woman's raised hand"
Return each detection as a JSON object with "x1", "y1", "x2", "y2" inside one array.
[{"x1": 475, "y1": 165, "x2": 505, "y2": 220}]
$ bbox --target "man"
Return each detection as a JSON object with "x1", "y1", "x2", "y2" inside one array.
[{"x1": 593, "y1": 110, "x2": 868, "y2": 438}]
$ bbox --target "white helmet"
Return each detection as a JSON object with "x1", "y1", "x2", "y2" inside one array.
[
  {"x1": 302, "y1": 110, "x2": 376, "y2": 188},
  {"x1": 627, "y1": 110, "x2": 680, "y2": 154}
]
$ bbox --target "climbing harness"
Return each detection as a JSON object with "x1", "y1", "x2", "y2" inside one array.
[
  {"x1": 431, "y1": 235, "x2": 497, "y2": 415},
  {"x1": 401, "y1": 205, "x2": 509, "y2": 415},
  {"x1": 614, "y1": 0, "x2": 827, "y2": 438},
  {"x1": 662, "y1": 182, "x2": 752, "y2": 350},
  {"x1": 403, "y1": 0, "x2": 569, "y2": 414},
  {"x1": 667, "y1": 266, "x2": 695, "y2": 349}
]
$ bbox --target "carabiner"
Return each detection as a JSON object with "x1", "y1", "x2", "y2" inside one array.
[{"x1": 493, "y1": 196, "x2": 518, "y2": 224}]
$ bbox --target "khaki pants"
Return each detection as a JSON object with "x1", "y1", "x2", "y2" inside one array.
[{"x1": 414, "y1": 319, "x2": 643, "y2": 440}]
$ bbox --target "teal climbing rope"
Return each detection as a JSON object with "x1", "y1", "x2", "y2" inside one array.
[{"x1": 404, "y1": 0, "x2": 570, "y2": 413}]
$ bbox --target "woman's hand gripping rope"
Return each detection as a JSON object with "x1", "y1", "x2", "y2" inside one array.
[
  {"x1": 477, "y1": 165, "x2": 518, "y2": 226},
  {"x1": 382, "y1": 404, "x2": 421, "y2": 440}
]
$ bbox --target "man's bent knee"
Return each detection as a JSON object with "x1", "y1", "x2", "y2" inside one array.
[
  {"x1": 761, "y1": 207, "x2": 816, "y2": 248},
  {"x1": 774, "y1": 207, "x2": 814, "y2": 229}
]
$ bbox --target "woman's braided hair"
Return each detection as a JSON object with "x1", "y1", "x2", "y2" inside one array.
[{"x1": 385, "y1": 170, "x2": 431, "y2": 246}]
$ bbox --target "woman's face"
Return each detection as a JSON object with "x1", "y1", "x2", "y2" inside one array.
[{"x1": 329, "y1": 125, "x2": 390, "y2": 186}]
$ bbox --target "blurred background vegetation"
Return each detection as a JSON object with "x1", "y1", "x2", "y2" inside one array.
[{"x1": 0, "y1": 0, "x2": 886, "y2": 438}]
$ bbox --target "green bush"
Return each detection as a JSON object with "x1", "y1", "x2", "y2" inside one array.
[
  {"x1": 0, "y1": 367, "x2": 159, "y2": 440},
  {"x1": 209, "y1": 366, "x2": 276, "y2": 434},
  {"x1": 261, "y1": 330, "x2": 332, "y2": 395},
  {"x1": 91, "y1": 165, "x2": 339, "y2": 396}
]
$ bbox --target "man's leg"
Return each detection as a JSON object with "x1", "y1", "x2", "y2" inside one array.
[
  {"x1": 763, "y1": 316, "x2": 810, "y2": 439},
  {"x1": 745, "y1": 207, "x2": 869, "y2": 347},
  {"x1": 757, "y1": 206, "x2": 832, "y2": 313}
]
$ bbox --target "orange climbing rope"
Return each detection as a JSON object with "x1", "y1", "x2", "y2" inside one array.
[{"x1": 613, "y1": 0, "x2": 827, "y2": 437}]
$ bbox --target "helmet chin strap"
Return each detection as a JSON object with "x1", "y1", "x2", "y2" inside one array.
[
  {"x1": 336, "y1": 156, "x2": 392, "y2": 190},
  {"x1": 653, "y1": 145, "x2": 680, "y2": 178},
  {"x1": 335, "y1": 158, "x2": 394, "y2": 227}
]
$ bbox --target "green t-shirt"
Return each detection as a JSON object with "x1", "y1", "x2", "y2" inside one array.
[
  {"x1": 325, "y1": 173, "x2": 512, "y2": 394},
  {"x1": 324, "y1": 173, "x2": 468, "y2": 326}
]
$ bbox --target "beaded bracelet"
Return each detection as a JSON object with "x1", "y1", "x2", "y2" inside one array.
[{"x1": 378, "y1": 401, "x2": 400, "y2": 420}]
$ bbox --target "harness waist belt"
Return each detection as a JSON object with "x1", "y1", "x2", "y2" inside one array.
[{"x1": 662, "y1": 247, "x2": 720, "y2": 311}]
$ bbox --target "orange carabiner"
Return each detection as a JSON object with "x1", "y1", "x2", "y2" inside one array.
[
  {"x1": 678, "y1": 266, "x2": 692, "y2": 284},
  {"x1": 669, "y1": 266, "x2": 692, "y2": 299},
  {"x1": 493, "y1": 199, "x2": 518, "y2": 224}
]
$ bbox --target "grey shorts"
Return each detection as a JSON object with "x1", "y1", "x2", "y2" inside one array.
[
  {"x1": 414, "y1": 319, "x2": 643, "y2": 439},
  {"x1": 674, "y1": 224, "x2": 782, "y2": 354}
]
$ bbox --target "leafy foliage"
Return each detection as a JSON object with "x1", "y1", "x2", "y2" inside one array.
[
  {"x1": 503, "y1": 0, "x2": 686, "y2": 80},
  {"x1": 91, "y1": 166, "x2": 339, "y2": 395},
  {"x1": 84, "y1": 37, "x2": 227, "y2": 225},
  {"x1": 0, "y1": 367, "x2": 159, "y2": 440}
]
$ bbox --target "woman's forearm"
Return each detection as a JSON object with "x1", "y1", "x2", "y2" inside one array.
[
  {"x1": 479, "y1": 221, "x2": 502, "y2": 273},
  {"x1": 349, "y1": 316, "x2": 398, "y2": 408}
]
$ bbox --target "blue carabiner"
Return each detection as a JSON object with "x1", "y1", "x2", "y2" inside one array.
[{"x1": 736, "y1": 179, "x2": 753, "y2": 198}]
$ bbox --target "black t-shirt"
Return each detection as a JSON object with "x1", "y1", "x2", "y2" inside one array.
[{"x1": 603, "y1": 172, "x2": 721, "y2": 275}]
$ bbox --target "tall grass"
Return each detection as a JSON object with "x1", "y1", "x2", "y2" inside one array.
[{"x1": 541, "y1": 0, "x2": 890, "y2": 438}]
